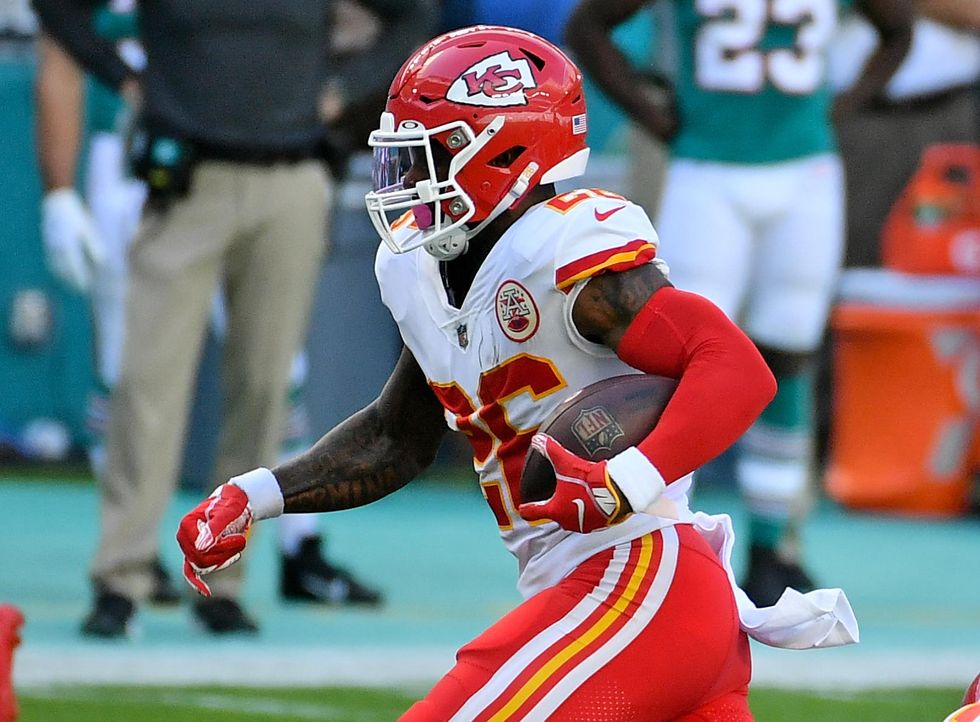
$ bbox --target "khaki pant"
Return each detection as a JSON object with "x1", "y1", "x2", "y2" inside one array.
[{"x1": 92, "y1": 159, "x2": 331, "y2": 601}]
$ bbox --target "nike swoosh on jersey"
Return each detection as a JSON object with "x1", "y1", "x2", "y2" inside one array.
[
  {"x1": 594, "y1": 205, "x2": 626, "y2": 222},
  {"x1": 572, "y1": 498, "x2": 586, "y2": 533}
]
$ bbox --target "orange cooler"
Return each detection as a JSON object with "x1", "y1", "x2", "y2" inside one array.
[
  {"x1": 881, "y1": 144, "x2": 980, "y2": 277},
  {"x1": 826, "y1": 269, "x2": 980, "y2": 516}
]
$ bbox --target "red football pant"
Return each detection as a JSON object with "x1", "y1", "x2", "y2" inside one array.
[
  {"x1": 0, "y1": 605, "x2": 24, "y2": 722},
  {"x1": 402, "y1": 524, "x2": 752, "y2": 721}
]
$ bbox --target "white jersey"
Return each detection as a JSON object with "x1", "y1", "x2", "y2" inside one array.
[{"x1": 376, "y1": 188, "x2": 694, "y2": 598}]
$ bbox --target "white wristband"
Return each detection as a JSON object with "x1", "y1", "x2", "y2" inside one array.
[
  {"x1": 606, "y1": 446, "x2": 667, "y2": 515},
  {"x1": 229, "y1": 467, "x2": 284, "y2": 520}
]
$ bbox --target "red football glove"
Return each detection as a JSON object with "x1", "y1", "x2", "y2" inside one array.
[
  {"x1": 176, "y1": 484, "x2": 252, "y2": 597},
  {"x1": 518, "y1": 433, "x2": 631, "y2": 533}
]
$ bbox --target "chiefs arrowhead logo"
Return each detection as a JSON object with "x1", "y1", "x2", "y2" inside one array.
[
  {"x1": 496, "y1": 280, "x2": 540, "y2": 342},
  {"x1": 447, "y1": 52, "x2": 537, "y2": 107}
]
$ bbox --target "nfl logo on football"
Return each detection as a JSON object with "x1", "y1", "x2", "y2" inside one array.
[{"x1": 571, "y1": 406, "x2": 624, "y2": 457}]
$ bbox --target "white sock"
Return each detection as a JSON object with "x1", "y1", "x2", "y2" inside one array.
[{"x1": 278, "y1": 512, "x2": 320, "y2": 557}]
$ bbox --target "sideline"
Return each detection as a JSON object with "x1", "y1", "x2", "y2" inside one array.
[{"x1": 14, "y1": 644, "x2": 979, "y2": 691}]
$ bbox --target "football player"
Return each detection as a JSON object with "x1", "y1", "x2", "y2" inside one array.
[
  {"x1": 565, "y1": 0, "x2": 912, "y2": 605},
  {"x1": 178, "y1": 27, "x2": 858, "y2": 719}
]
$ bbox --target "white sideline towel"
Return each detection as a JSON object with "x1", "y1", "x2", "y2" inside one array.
[{"x1": 691, "y1": 510, "x2": 861, "y2": 650}]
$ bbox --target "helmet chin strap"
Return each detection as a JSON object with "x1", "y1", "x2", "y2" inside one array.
[{"x1": 424, "y1": 162, "x2": 540, "y2": 261}]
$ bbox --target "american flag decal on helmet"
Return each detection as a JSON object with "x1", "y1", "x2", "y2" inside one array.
[{"x1": 572, "y1": 114, "x2": 587, "y2": 135}]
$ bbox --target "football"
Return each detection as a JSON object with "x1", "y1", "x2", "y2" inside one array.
[{"x1": 520, "y1": 373, "x2": 678, "y2": 503}]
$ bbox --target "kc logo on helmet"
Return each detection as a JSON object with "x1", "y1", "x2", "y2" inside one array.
[{"x1": 447, "y1": 52, "x2": 537, "y2": 107}]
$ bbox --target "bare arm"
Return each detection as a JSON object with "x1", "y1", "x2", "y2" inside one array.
[
  {"x1": 572, "y1": 261, "x2": 671, "y2": 348},
  {"x1": 35, "y1": 34, "x2": 84, "y2": 192},
  {"x1": 32, "y1": 0, "x2": 134, "y2": 90},
  {"x1": 917, "y1": 0, "x2": 980, "y2": 30},
  {"x1": 833, "y1": 0, "x2": 913, "y2": 119},
  {"x1": 273, "y1": 347, "x2": 449, "y2": 513},
  {"x1": 340, "y1": 0, "x2": 437, "y2": 110},
  {"x1": 564, "y1": 0, "x2": 677, "y2": 142}
]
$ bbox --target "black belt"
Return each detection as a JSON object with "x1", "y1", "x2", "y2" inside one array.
[{"x1": 194, "y1": 141, "x2": 317, "y2": 166}]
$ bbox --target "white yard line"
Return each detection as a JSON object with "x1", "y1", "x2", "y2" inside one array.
[
  {"x1": 750, "y1": 647, "x2": 980, "y2": 690},
  {"x1": 13, "y1": 645, "x2": 455, "y2": 688},
  {"x1": 13, "y1": 644, "x2": 979, "y2": 690}
]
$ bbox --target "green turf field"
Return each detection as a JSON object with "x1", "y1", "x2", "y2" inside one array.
[
  {"x1": 3, "y1": 474, "x2": 979, "y2": 720},
  {"x1": 15, "y1": 684, "x2": 967, "y2": 721}
]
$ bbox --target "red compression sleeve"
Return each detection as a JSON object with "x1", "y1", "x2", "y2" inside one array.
[{"x1": 616, "y1": 286, "x2": 776, "y2": 484}]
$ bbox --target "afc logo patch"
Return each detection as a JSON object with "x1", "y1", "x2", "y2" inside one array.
[
  {"x1": 447, "y1": 51, "x2": 537, "y2": 107},
  {"x1": 571, "y1": 406, "x2": 625, "y2": 457},
  {"x1": 495, "y1": 280, "x2": 539, "y2": 343}
]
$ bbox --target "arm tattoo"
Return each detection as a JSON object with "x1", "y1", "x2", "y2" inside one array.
[
  {"x1": 572, "y1": 263, "x2": 672, "y2": 349},
  {"x1": 272, "y1": 349, "x2": 448, "y2": 513}
]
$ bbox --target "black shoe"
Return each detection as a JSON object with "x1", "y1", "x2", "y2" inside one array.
[
  {"x1": 191, "y1": 597, "x2": 259, "y2": 635},
  {"x1": 281, "y1": 536, "x2": 383, "y2": 606},
  {"x1": 149, "y1": 557, "x2": 182, "y2": 606},
  {"x1": 81, "y1": 591, "x2": 135, "y2": 638},
  {"x1": 742, "y1": 544, "x2": 816, "y2": 608}
]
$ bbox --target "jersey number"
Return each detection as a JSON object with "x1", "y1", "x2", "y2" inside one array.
[
  {"x1": 431, "y1": 355, "x2": 567, "y2": 529},
  {"x1": 695, "y1": 0, "x2": 836, "y2": 94},
  {"x1": 546, "y1": 188, "x2": 626, "y2": 214}
]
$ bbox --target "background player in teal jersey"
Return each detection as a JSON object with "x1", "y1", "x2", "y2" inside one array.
[
  {"x1": 34, "y1": 2, "x2": 383, "y2": 634},
  {"x1": 566, "y1": 0, "x2": 911, "y2": 605}
]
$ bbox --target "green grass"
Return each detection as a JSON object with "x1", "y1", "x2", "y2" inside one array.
[
  {"x1": 18, "y1": 685, "x2": 419, "y2": 722},
  {"x1": 749, "y1": 687, "x2": 963, "y2": 720},
  {"x1": 16, "y1": 685, "x2": 965, "y2": 721}
]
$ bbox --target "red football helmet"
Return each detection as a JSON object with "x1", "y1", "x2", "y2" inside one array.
[{"x1": 365, "y1": 25, "x2": 591, "y2": 260}]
